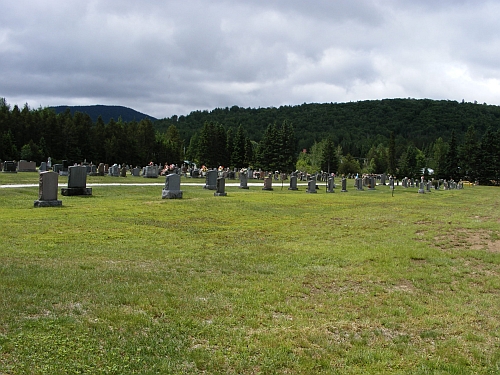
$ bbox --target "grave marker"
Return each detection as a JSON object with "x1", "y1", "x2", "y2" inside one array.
[
  {"x1": 203, "y1": 170, "x2": 217, "y2": 190},
  {"x1": 162, "y1": 173, "x2": 183, "y2": 199},
  {"x1": 61, "y1": 166, "x2": 92, "y2": 196},
  {"x1": 214, "y1": 177, "x2": 227, "y2": 196},
  {"x1": 34, "y1": 171, "x2": 62, "y2": 207}
]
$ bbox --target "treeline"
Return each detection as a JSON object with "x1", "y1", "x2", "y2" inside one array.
[
  {"x1": 156, "y1": 98, "x2": 500, "y2": 155},
  {"x1": 0, "y1": 99, "x2": 183, "y2": 167},
  {"x1": 1, "y1": 98, "x2": 500, "y2": 184}
]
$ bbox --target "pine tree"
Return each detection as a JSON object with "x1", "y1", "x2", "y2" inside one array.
[{"x1": 320, "y1": 136, "x2": 338, "y2": 174}]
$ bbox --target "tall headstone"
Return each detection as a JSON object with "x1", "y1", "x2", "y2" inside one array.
[
  {"x1": 381, "y1": 174, "x2": 387, "y2": 185},
  {"x1": 262, "y1": 177, "x2": 273, "y2": 191},
  {"x1": 288, "y1": 175, "x2": 298, "y2": 191},
  {"x1": 341, "y1": 177, "x2": 348, "y2": 192},
  {"x1": 131, "y1": 167, "x2": 141, "y2": 176},
  {"x1": 418, "y1": 181, "x2": 425, "y2": 194},
  {"x1": 203, "y1": 170, "x2": 218, "y2": 190},
  {"x1": 389, "y1": 176, "x2": 395, "y2": 190},
  {"x1": 61, "y1": 165, "x2": 92, "y2": 196},
  {"x1": 326, "y1": 177, "x2": 335, "y2": 193},
  {"x1": 306, "y1": 176, "x2": 317, "y2": 193},
  {"x1": 214, "y1": 177, "x2": 227, "y2": 196},
  {"x1": 34, "y1": 171, "x2": 62, "y2": 207},
  {"x1": 162, "y1": 173, "x2": 183, "y2": 199},
  {"x1": 97, "y1": 163, "x2": 105, "y2": 176},
  {"x1": 356, "y1": 177, "x2": 364, "y2": 191},
  {"x1": 39, "y1": 162, "x2": 47, "y2": 172},
  {"x1": 239, "y1": 171, "x2": 249, "y2": 189},
  {"x1": 120, "y1": 166, "x2": 127, "y2": 177},
  {"x1": 368, "y1": 176, "x2": 376, "y2": 190},
  {"x1": 109, "y1": 164, "x2": 120, "y2": 177},
  {"x1": 60, "y1": 160, "x2": 69, "y2": 176}
]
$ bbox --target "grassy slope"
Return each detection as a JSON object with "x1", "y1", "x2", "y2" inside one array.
[{"x1": 0, "y1": 173, "x2": 499, "y2": 374}]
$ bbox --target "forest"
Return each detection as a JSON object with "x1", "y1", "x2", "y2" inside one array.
[{"x1": 1, "y1": 98, "x2": 499, "y2": 184}]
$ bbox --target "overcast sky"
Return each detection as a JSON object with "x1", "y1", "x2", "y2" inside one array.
[{"x1": 1, "y1": 0, "x2": 500, "y2": 119}]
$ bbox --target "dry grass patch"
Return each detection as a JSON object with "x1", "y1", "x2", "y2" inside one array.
[{"x1": 435, "y1": 228, "x2": 500, "y2": 252}]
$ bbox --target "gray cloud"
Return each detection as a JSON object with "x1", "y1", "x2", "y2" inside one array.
[{"x1": 1, "y1": 0, "x2": 500, "y2": 118}]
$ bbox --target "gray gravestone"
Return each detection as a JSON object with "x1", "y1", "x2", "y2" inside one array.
[
  {"x1": 418, "y1": 182, "x2": 425, "y2": 194},
  {"x1": 327, "y1": 177, "x2": 335, "y2": 193},
  {"x1": 239, "y1": 171, "x2": 249, "y2": 189},
  {"x1": 98, "y1": 163, "x2": 105, "y2": 176},
  {"x1": 368, "y1": 176, "x2": 376, "y2": 190},
  {"x1": 62, "y1": 166, "x2": 92, "y2": 196},
  {"x1": 381, "y1": 174, "x2": 387, "y2": 185},
  {"x1": 52, "y1": 164, "x2": 62, "y2": 174},
  {"x1": 3, "y1": 161, "x2": 17, "y2": 173},
  {"x1": 306, "y1": 176, "x2": 317, "y2": 193},
  {"x1": 131, "y1": 167, "x2": 140, "y2": 176},
  {"x1": 204, "y1": 170, "x2": 217, "y2": 190},
  {"x1": 389, "y1": 176, "x2": 395, "y2": 190},
  {"x1": 39, "y1": 162, "x2": 47, "y2": 172},
  {"x1": 143, "y1": 165, "x2": 158, "y2": 178},
  {"x1": 288, "y1": 175, "x2": 298, "y2": 190},
  {"x1": 162, "y1": 173, "x2": 183, "y2": 199},
  {"x1": 34, "y1": 171, "x2": 62, "y2": 207},
  {"x1": 356, "y1": 177, "x2": 364, "y2": 191},
  {"x1": 262, "y1": 177, "x2": 273, "y2": 191},
  {"x1": 341, "y1": 177, "x2": 348, "y2": 192},
  {"x1": 18, "y1": 160, "x2": 37, "y2": 172},
  {"x1": 214, "y1": 177, "x2": 227, "y2": 196}
]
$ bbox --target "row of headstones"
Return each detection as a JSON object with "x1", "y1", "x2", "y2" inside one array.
[
  {"x1": 1, "y1": 160, "x2": 37, "y2": 173},
  {"x1": 34, "y1": 166, "x2": 93, "y2": 207}
]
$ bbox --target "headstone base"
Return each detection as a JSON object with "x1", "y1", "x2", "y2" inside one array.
[
  {"x1": 61, "y1": 187, "x2": 93, "y2": 196},
  {"x1": 288, "y1": 187, "x2": 298, "y2": 191},
  {"x1": 239, "y1": 186, "x2": 249, "y2": 189},
  {"x1": 262, "y1": 187, "x2": 273, "y2": 191},
  {"x1": 34, "y1": 200, "x2": 62, "y2": 207},
  {"x1": 341, "y1": 189, "x2": 348, "y2": 192},
  {"x1": 327, "y1": 189, "x2": 335, "y2": 193},
  {"x1": 162, "y1": 189, "x2": 183, "y2": 199},
  {"x1": 214, "y1": 192, "x2": 227, "y2": 196},
  {"x1": 418, "y1": 189, "x2": 425, "y2": 194},
  {"x1": 204, "y1": 185, "x2": 217, "y2": 190}
]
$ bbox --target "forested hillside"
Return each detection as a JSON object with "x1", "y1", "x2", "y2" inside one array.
[{"x1": 156, "y1": 99, "x2": 500, "y2": 156}]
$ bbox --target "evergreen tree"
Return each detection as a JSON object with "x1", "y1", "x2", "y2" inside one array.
[
  {"x1": 231, "y1": 125, "x2": 247, "y2": 169},
  {"x1": 338, "y1": 153, "x2": 361, "y2": 176},
  {"x1": 443, "y1": 130, "x2": 459, "y2": 180},
  {"x1": 476, "y1": 127, "x2": 499, "y2": 185},
  {"x1": 459, "y1": 125, "x2": 478, "y2": 180},
  {"x1": 388, "y1": 131, "x2": 396, "y2": 175},
  {"x1": 321, "y1": 137, "x2": 339, "y2": 173}
]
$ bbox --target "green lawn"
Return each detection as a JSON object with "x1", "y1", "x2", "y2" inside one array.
[{"x1": 0, "y1": 173, "x2": 499, "y2": 374}]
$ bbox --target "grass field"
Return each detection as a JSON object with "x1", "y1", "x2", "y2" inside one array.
[{"x1": 0, "y1": 172, "x2": 499, "y2": 374}]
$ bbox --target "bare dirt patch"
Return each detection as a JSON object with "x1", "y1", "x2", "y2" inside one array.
[{"x1": 434, "y1": 229, "x2": 500, "y2": 253}]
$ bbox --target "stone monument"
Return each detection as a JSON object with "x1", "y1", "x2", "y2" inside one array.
[
  {"x1": 61, "y1": 165, "x2": 92, "y2": 196},
  {"x1": 34, "y1": 171, "x2": 62, "y2": 207},
  {"x1": 162, "y1": 173, "x2": 183, "y2": 199},
  {"x1": 214, "y1": 177, "x2": 227, "y2": 196},
  {"x1": 203, "y1": 170, "x2": 217, "y2": 190}
]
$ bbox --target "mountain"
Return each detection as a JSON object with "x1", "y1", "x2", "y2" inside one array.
[{"x1": 50, "y1": 105, "x2": 156, "y2": 123}]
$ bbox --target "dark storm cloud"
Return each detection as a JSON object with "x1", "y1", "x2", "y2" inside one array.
[{"x1": 1, "y1": 0, "x2": 499, "y2": 118}]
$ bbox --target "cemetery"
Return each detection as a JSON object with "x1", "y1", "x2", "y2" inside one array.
[{"x1": 0, "y1": 169, "x2": 498, "y2": 374}]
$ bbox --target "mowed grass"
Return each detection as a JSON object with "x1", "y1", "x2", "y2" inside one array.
[{"x1": 0, "y1": 173, "x2": 499, "y2": 374}]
